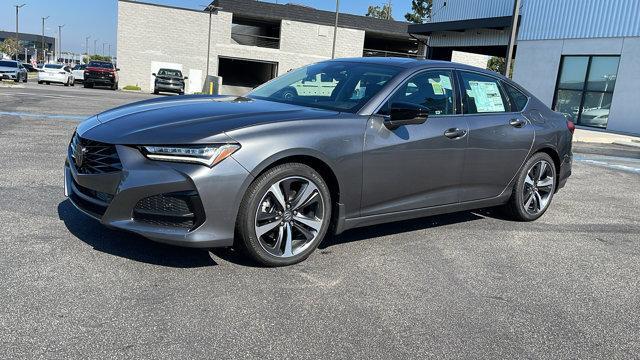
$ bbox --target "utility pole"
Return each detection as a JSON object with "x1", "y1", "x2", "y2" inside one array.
[
  {"x1": 58, "y1": 24, "x2": 65, "y2": 62},
  {"x1": 387, "y1": 0, "x2": 392, "y2": 20},
  {"x1": 41, "y1": 16, "x2": 49, "y2": 63},
  {"x1": 85, "y1": 36, "x2": 90, "y2": 56},
  {"x1": 15, "y1": 4, "x2": 26, "y2": 61},
  {"x1": 331, "y1": 0, "x2": 339, "y2": 59},
  {"x1": 504, "y1": 0, "x2": 521, "y2": 78}
]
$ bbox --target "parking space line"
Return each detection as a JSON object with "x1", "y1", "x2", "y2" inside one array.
[
  {"x1": 0, "y1": 92, "x2": 83, "y2": 99},
  {"x1": 0, "y1": 111, "x2": 87, "y2": 120}
]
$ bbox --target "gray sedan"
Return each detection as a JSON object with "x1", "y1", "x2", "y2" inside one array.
[{"x1": 64, "y1": 58, "x2": 573, "y2": 266}]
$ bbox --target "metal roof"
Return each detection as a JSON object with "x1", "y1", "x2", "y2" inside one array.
[
  {"x1": 211, "y1": 0, "x2": 413, "y2": 39},
  {"x1": 0, "y1": 31, "x2": 55, "y2": 44}
]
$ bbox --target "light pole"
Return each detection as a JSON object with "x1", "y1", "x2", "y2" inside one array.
[
  {"x1": 331, "y1": 0, "x2": 339, "y2": 59},
  {"x1": 15, "y1": 4, "x2": 26, "y2": 61},
  {"x1": 58, "y1": 24, "x2": 65, "y2": 62},
  {"x1": 41, "y1": 16, "x2": 49, "y2": 63},
  {"x1": 203, "y1": 4, "x2": 220, "y2": 78},
  {"x1": 108, "y1": 44, "x2": 111, "y2": 59},
  {"x1": 93, "y1": 38, "x2": 98, "y2": 56},
  {"x1": 102, "y1": 42, "x2": 106, "y2": 56},
  {"x1": 85, "y1": 35, "x2": 90, "y2": 56},
  {"x1": 504, "y1": 0, "x2": 521, "y2": 78}
]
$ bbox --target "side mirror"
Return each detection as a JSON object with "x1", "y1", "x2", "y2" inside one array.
[
  {"x1": 116, "y1": 68, "x2": 120, "y2": 71},
  {"x1": 184, "y1": 76, "x2": 189, "y2": 80},
  {"x1": 384, "y1": 102, "x2": 429, "y2": 130},
  {"x1": 152, "y1": 73, "x2": 156, "y2": 77}
]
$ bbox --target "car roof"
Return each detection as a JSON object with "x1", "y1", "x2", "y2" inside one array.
[{"x1": 329, "y1": 57, "x2": 507, "y2": 79}]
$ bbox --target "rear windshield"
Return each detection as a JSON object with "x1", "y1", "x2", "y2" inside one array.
[
  {"x1": 44, "y1": 64, "x2": 64, "y2": 69},
  {"x1": 0, "y1": 61, "x2": 17, "y2": 68},
  {"x1": 88, "y1": 61, "x2": 113, "y2": 69}
]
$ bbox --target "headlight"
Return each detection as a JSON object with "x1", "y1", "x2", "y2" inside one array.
[{"x1": 141, "y1": 144, "x2": 240, "y2": 167}]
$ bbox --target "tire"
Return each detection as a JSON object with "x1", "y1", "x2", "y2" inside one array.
[
  {"x1": 64, "y1": 79, "x2": 69, "y2": 87},
  {"x1": 71, "y1": 80, "x2": 75, "y2": 87},
  {"x1": 504, "y1": 152, "x2": 557, "y2": 221},
  {"x1": 236, "y1": 163, "x2": 332, "y2": 266},
  {"x1": 111, "y1": 82, "x2": 118, "y2": 91},
  {"x1": 46, "y1": 82, "x2": 50, "y2": 85},
  {"x1": 38, "y1": 81, "x2": 43, "y2": 85},
  {"x1": 23, "y1": 75, "x2": 27, "y2": 83},
  {"x1": 84, "y1": 82, "x2": 93, "y2": 88},
  {"x1": 153, "y1": 89, "x2": 159, "y2": 95}
]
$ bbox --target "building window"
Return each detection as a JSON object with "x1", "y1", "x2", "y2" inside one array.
[{"x1": 553, "y1": 55, "x2": 620, "y2": 129}]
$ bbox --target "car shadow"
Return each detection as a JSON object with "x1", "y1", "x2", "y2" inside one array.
[{"x1": 57, "y1": 200, "x2": 217, "y2": 268}]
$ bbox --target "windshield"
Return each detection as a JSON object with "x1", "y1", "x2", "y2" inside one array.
[
  {"x1": 44, "y1": 64, "x2": 64, "y2": 69},
  {"x1": 158, "y1": 69, "x2": 182, "y2": 77},
  {"x1": 0, "y1": 61, "x2": 17, "y2": 68},
  {"x1": 88, "y1": 61, "x2": 113, "y2": 69},
  {"x1": 248, "y1": 62, "x2": 401, "y2": 113}
]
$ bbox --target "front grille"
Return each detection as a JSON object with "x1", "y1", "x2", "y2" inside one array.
[
  {"x1": 133, "y1": 191, "x2": 205, "y2": 230},
  {"x1": 74, "y1": 180, "x2": 114, "y2": 204},
  {"x1": 70, "y1": 133, "x2": 122, "y2": 174}
]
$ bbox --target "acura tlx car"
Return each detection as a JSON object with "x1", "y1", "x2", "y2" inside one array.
[{"x1": 65, "y1": 58, "x2": 573, "y2": 266}]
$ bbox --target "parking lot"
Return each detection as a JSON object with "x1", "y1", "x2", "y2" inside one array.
[{"x1": 1, "y1": 82, "x2": 639, "y2": 359}]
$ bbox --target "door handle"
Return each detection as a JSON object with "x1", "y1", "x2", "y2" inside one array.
[
  {"x1": 509, "y1": 118, "x2": 526, "y2": 128},
  {"x1": 444, "y1": 128, "x2": 467, "y2": 139}
]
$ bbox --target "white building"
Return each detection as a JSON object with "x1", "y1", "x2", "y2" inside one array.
[
  {"x1": 117, "y1": 0, "x2": 420, "y2": 95},
  {"x1": 408, "y1": 0, "x2": 640, "y2": 136}
]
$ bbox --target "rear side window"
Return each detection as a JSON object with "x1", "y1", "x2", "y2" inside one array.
[
  {"x1": 503, "y1": 82, "x2": 529, "y2": 112},
  {"x1": 460, "y1": 71, "x2": 509, "y2": 114}
]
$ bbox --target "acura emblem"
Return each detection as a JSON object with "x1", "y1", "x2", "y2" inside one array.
[{"x1": 74, "y1": 145, "x2": 86, "y2": 168}]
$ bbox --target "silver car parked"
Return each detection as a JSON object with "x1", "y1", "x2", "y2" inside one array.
[
  {"x1": 64, "y1": 58, "x2": 573, "y2": 266},
  {"x1": 0, "y1": 60, "x2": 28, "y2": 83}
]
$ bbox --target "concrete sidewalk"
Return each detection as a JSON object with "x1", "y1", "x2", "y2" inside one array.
[{"x1": 573, "y1": 128, "x2": 640, "y2": 148}]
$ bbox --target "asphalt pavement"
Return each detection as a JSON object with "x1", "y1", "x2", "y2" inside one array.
[{"x1": 1, "y1": 82, "x2": 639, "y2": 359}]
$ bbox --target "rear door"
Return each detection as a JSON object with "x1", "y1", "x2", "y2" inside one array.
[{"x1": 457, "y1": 70, "x2": 534, "y2": 202}]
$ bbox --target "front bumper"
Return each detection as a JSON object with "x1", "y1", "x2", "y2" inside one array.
[
  {"x1": 0, "y1": 72, "x2": 18, "y2": 80},
  {"x1": 155, "y1": 82, "x2": 184, "y2": 92},
  {"x1": 64, "y1": 143, "x2": 253, "y2": 248}
]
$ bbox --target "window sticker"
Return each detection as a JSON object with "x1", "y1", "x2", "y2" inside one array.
[
  {"x1": 467, "y1": 81, "x2": 505, "y2": 112},
  {"x1": 439, "y1": 75, "x2": 452, "y2": 90},
  {"x1": 429, "y1": 79, "x2": 445, "y2": 95}
]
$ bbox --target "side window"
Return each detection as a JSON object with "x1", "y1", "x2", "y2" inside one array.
[
  {"x1": 460, "y1": 72, "x2": 509, "y2": 114},
  {"x1": 379, "y1": 70, "x2": 456, "y2": 116},
  {"x1": 503, "y1": 82, "x2": 529, "y2": 112}
]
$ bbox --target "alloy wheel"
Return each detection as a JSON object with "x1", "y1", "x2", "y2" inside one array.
[
  {"x1": 254, "y1": 176, "x2": 325, "y2": 258},
  {"x1": 522, "y1": 160, "x2": 554, "y2": 215}
]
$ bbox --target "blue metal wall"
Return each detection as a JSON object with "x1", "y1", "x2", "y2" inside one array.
[
  {"x1": 429, "y1": 0, "x2": 640, "y2": 40},
  {"x1": 519, "y1": 0, "x2": 640, "y2": 40},
  {"x1": 429, "y1": 0, "x2": 515, "y2": 22}
]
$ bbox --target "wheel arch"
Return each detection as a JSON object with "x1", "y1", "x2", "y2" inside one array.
[
  {"x1": 234, "y1": 150, "x2": 343, "y2": 239},
  {"x1": 532, "y1": 145, "x2": 561, "y2": 192}
]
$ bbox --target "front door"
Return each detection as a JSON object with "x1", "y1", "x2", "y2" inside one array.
[
  {"x1": 361, "y1": 69, "x2": 469, "y2": 217},
  {"x1": 457, "y1": 70, "x2": 535, "y2": 202}
]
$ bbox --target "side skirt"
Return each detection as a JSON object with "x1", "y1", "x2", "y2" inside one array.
[{"x1": 335, "y1": 192, "x2": 512, "y2": 234}]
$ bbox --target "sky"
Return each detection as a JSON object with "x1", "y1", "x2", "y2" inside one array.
[{"x1": 0, "y1": 0, "x2": 413, "y2": 54}]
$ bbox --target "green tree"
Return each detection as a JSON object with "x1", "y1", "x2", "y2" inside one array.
[
  {"x1": 405, "y1": 0, "x2": 433, "y2": 24},
  {"x1": 487, "y1": 56, "x2": 514, "y2": 77},
  {"x1": 366, "y1": 3, "x2": 393, "y2": 20},
  {"x1": 0, "y1": 38, "x2": 20, "y2": 58},
  {"x1": 83, "y1": 54, "x2": 112, "y2": 63}
]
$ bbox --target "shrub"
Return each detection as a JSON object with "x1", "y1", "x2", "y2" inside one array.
[{"x1": 123, "y1": 85, "x2": 141, "y2": 91}]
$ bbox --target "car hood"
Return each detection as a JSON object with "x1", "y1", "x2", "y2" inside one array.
[
  {"x1": 78, "y1": 95, "x2": 339, "y2": 145},
  {"x1": 0, "y1": 66, "x2": 18, "y2": 72}
]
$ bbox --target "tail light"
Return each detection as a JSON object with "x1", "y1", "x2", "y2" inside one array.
[{"x1": 566, "y1": 117, "x2": 575, "y2": 134}]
